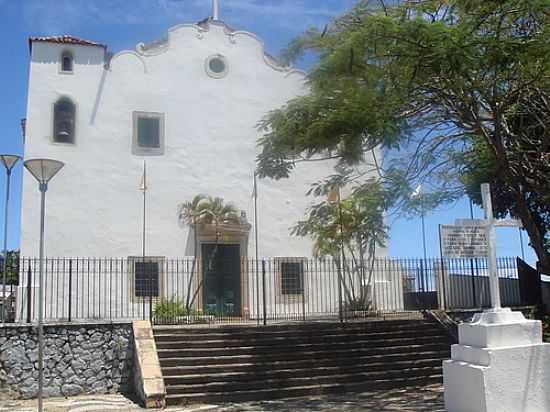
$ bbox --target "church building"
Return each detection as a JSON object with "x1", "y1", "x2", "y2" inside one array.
[
  {"x1": 17, "y1": 2, "x2": 396, "y2": 321},
  {"x1": 19, "y1": 3, "x2": 331, "y2": 261}
]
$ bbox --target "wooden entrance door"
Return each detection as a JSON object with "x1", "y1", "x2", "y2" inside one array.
[{"x1": 202, "y1": 244, "x2": 241, "y2": 316}]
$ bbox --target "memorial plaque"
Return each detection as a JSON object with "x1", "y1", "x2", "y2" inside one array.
[{"x1": 441, "y1": 224, "x2": 488, "y2": 258}]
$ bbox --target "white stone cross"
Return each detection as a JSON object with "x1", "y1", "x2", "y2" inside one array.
[
  {"x1": 212, "y1": 0, "x2": 220, "y2": 20},
  {"x1": 479, "y1": 183, "x2": 522, "y2": 311},
  {"x1": 443, "y1": 184, "x2": 548, "y2": 412}
]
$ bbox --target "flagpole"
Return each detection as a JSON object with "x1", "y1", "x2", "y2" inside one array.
[
  {"x1": 421, "y1": 207, "x2": 427, "y2": 292},
  {"x1": 140, "y1": 160, "x2": 153, "y2": 321},
  {"x1": 142, "y1": 161, "x2": 146, "y2": 259},
  {"x1": 253, "y1": 172, "x2": 260, "y2": 325}
]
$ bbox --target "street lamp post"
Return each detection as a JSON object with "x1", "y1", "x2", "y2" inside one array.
[
  {"x1": 23, "y1": 158, "x2": 64, "y2": 412},
  {"x1": 0, "y1": 154, "x2": 21, "y2": 323}
]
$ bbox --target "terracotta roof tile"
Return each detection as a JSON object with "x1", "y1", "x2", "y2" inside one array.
[{"x1": 29, "y1": 35, "x2": 106, "y2": 51}]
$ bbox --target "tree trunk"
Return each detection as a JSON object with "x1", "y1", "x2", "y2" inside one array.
[{"x1": 510, "y1": 186, "x2": 550, "y2": 273}]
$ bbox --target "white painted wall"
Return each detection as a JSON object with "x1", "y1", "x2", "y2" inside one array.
[{"x1": 21, "y1": 21, "x2": 364, "y2": 259}]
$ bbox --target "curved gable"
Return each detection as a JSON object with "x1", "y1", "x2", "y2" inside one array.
[{"x1": 109, "y1": 19, "x2": 305, "y2": 79}]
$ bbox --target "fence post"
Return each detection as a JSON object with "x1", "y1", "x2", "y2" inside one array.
[
  {"x1": 470, "y1": 258, "x2": 477, "y2": 308},
  {"x1": 26, "y1": 263, "x2": 32, "y2": 323},
  {"x1": 438, "y1": 225, "x2": 447, "y2": 310},
  {"x1": 68, "y1": 259, "x2": 72, "y2": 322},
  {"x1": 255, "y1": 259, "x2": 260, "y2": 326},
  {"x1": 302, "y1": 262, "x2": 306, "y2": 322},
  {"x1": 149, "y1": 262, "x2": 153, "y2": 323},
  {"x1": 337, "y1": 260, "x2": 343, "y2": 324},
  {"x1": 262, "y1": 259, "x2": 267, "y2": 326},
  {"x1": 142, "y1": 261, "x2": 146, "y2": 321}
]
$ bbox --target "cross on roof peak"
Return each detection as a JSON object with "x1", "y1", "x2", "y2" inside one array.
[{"x1": 212, "y1": 0, "x2": 220, "y2": 20}]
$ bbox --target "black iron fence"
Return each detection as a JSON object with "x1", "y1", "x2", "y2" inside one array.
[{"x1": 9, "y1": 256, "x2": 522, "y2": 324}]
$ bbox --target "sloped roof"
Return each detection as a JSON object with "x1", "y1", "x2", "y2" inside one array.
[{"x1": 29, "y1": 35, "x2": 107, "y2": 52}]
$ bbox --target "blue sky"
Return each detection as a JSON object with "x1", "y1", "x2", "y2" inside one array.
[{"x1": 0, "y1": 0, "x2": 535, "y2": 264}]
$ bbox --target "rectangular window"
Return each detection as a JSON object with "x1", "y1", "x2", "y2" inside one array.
[
  {"x1": 280, "y1": 261, "x2": 304, "y2": 295},
  {"x1": 132, "y1": 112, "x2": 165, "y2": 155},
  {"x1": 134, "y1": 261, "x2": 159, "y2": 297},
  {"x1": 137, "y1": 117, "x2": 160, "y2": 148},
  {"x1": 128, "y1": 256, "x2": 165, "y2": 299}
]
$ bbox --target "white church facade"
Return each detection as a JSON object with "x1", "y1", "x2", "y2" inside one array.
[
  {"x1": 17, "y1": 3, "x2": 401, "y2": 321},
  {"x1": 21, "y1": 15, "x2": 323, "y2": 260}
]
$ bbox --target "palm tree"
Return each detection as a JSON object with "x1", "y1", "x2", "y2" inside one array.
[{"x1": 178, "y1": 195, "x2": 240, "y2": 226}]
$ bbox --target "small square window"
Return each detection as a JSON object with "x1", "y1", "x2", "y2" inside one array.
[
  {"x1": 60, "y1": 50, "x2": 74, "y2": 73},
  {"x1": 132, "y1": 112, "x2": 165, "y2": 155},
  {"x1": 137, "y1": 117, "x2": 160, "y2": 148}
]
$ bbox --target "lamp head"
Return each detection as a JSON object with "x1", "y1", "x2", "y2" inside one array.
[
  {"x1": 24, "y1": 158, "x2": 64, "y2": 185},
  {"x1": 0, "y1": 155, "x2": 22, "y2": 173}
]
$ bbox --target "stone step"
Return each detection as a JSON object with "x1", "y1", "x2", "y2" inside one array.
[
  {"x1": 165, "y1": 375, "x2": 443, "y2": 405},
  {"x1": 162, "y1": 358, "x2": 445, "y2": 384},
  {"x1": 157, "y1": 342, "x2": 450, "y2": 363},
  {"x1": 157, "y1": 319, "x2": 452, "y2": 405},
  {"x1": 156, "y1": 335, "x2": 450, "y2": 357},
  {"x1": 159, "y1": 342, "x2": 449, "y2": 366},
  {"x1": 154, "y1": 327, "x2": 447, "y2": 347},
  {"x1": 160, "y1": 350, "x2": 449, "y2": 376},
  {"x1": 166, "y1": 366, "x2": 443, "y2": 394},
  {"x1": 154, "y1": 320, "x2": 436, "y2": 339}
]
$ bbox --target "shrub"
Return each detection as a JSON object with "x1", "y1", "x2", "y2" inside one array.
[
  {"x1": 344, "y1": 297, "x2": 372, "y2": 312},
  {"x1": 153, "y1": 297, "x2": 187, "y2": 319}
]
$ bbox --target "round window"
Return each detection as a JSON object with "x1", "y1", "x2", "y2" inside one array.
[{"x1": 205, "y1": 55, "x2": 228, "y2": 78}]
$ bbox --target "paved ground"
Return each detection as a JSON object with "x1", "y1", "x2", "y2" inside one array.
[
  {"x1": 0, "y1": 385, "x2": 445, "y2": 411},
  {"x1": 213, "y1": 386, "x2": 445, "y2": 412}
]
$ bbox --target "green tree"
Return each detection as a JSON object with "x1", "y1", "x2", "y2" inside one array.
[
  {"x1": 178, "y1": 195, "x2": 240, "y2": 226},
  {"x1": 459, "y1": 90, "x2": 550, "y2": 256},
  {"x1": 1, "y1": 250, "x2": 19, "y2": 285},
  {"x1": 292, "y1": 181, "x2": 387, "y2": 309},
  {"x1": 257, "y1": 0, "x2": 550, "y2": 271}
]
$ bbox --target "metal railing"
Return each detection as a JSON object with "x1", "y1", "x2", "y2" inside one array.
[{"x1": 10, "y1": 256, "x2": 521, "y2": 324}]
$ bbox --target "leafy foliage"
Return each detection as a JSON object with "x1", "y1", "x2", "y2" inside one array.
[
  {"x1": 292, "y1": 181, "x2": 387, "y2": 258},
  {"x1": 178, "y1": 194, "x2": 240, "y2": 226},
  {"x1": 153, "y1": 297, "x2": 197, "y2": 319},
  {"x1": 292, "y1": 180, "x2": 387, "y2": 308},
  {"x1": 1, "y1": 250, "x2": 19, "y2": 285},
  {"x1": 257, "y1": 0, "x2": 550, "y2": 270},
  {"x1": 459, "y1": 90, "x2": 550, "y2": 252}
]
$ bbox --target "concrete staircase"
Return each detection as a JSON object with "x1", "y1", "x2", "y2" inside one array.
[{"x1": 154, "y1": 319, "x2": 453, "y2": 406}]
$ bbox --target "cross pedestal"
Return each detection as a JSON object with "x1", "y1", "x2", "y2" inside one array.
[
  {"x1": 444, "y1": 308, "x2": 550, "y2": 411},
  {"x1": 443, "y1": 184, "x2": 550, "y2": 412}
]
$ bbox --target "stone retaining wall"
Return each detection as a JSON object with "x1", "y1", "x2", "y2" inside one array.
[{"x1": 0, "y1": 322, "x2": 134, "y2": 400}]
